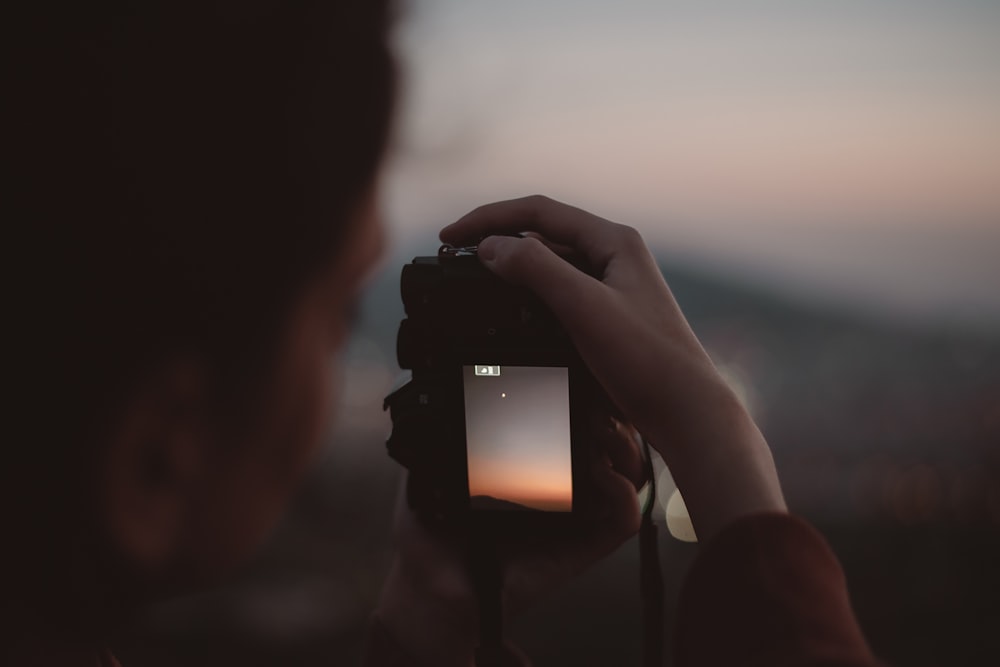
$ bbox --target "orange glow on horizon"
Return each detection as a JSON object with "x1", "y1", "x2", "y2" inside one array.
[
  {"x1": 463, "y1": 365, "x2": 574, "y2": 513},
  {"x1": 469, "y1": 460, "x2": 573, "y2": 512}
]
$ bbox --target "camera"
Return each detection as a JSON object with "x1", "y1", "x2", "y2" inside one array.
[{"x1": 383, "y1": 241, "x2": 613, "y2": 526}]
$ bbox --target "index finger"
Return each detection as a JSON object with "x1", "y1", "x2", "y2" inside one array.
[{"x1": 440, "y1": 195, "x2": 628, "y2": 269}]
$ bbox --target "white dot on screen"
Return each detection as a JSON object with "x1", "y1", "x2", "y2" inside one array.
[{"x1": 501, "y1": 393, "x2": 506, "y2": 398}]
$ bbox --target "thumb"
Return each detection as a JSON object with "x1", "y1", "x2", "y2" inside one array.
[{"x1": 477, "y1": 235, "x2": 608, "y2": 323}]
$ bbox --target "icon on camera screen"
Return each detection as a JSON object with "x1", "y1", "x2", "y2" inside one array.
[{"x1": 475, "y1": 365, "x2": 501, "y2": 377}]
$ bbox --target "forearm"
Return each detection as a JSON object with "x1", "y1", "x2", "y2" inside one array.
[
  {"x1": 674, "y1": 513, "x2": 881, "y2": 667},
  {"x1": 645, "y1": 370, "x2": 787, "y2": 543}
]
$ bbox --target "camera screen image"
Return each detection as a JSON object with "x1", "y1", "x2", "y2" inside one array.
[{"x1": 463, "y1": 365, "x2": 573, "y2": 512}]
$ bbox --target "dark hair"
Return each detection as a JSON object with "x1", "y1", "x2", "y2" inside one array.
[{"x1": 6, "y1": 0, "x2": 396, "y2": 635}]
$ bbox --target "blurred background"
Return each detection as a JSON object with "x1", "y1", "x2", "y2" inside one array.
[{"x1": 117, "y1": 1, "x2": 1000, "y2": 665}]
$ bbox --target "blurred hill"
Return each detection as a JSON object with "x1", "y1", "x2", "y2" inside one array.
[
  {"x1": 116, "y1": 247, "x2": 1000, "y2": 667},
  {"x1": 655, "y1": 259, "x2": 1000, "y2": 666}
]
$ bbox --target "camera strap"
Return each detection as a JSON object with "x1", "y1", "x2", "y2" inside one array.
[
  {"x1": 470, "y1": 524, "x2": 507, "y2": 667},
  {"x1": 469, "y1": 440, "x2": 663, "y2": 667},
  {"x1": 639, "y1": 437, "x2": 664, "y2": 667}
]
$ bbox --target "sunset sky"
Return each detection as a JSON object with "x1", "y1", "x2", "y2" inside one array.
[
  {"x1": 464, "y1": 365, "x2": 573, "y2": 512},
  {"x1": 384, "y1": 0, "x2": 1000, "y2": 329}
]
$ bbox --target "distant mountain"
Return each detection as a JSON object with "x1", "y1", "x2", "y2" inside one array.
[
  {"x1": 470, "y1": 495, "x2": 536, "y2": 512},
  {"x1": 359, "y1": 246, "x2": 999, "y2": 518},
  {"x1": 119, "y1": 246, "x2": 1000, "y2": 667}
]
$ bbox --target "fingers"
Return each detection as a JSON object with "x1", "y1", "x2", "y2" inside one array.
[
  {"x1": 443, "y1": 195, "x2": 663, "y2": 298},
  {"x1": 589, "y1": 459, "x2": 644, "y2": 538},
  {"x1": 440, "y1": 195, "x2": 634, "y2": 271},
  {"x1": 598, "y1": 417, "x2": 647, "y2": 492},
  {"x1": 502, "y1": 464, "x2": 641, "y2": 613},
  {"x1": 520, "y1": 231, "x2": 578, "y2": 261},
  {"x1": 475, "y1": 234, "x2": 615, "y2": 327}
]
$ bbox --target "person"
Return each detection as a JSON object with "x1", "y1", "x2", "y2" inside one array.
[
  {"x1": 367, "y1": 200, "x2": 882, "y2": 667},
  {"x1": 6, "y1": 2, "x2": 881, "y2": 665}
]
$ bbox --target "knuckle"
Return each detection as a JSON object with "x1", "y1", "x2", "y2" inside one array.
[
  {"x1": 524, "y1": 193, "x2": 552, "y2": 207},
  {"x1": 468, "y1": 202, "x2": 493, "y2": 220},
  {"x1": 614, "y1": 223, "x2": 644, "y2": 248},
  {"x1": 522, "y1": 194, "x2": 555, "y2": 219}
]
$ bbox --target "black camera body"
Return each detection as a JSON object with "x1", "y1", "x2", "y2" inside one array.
[{"x1": 384, "y1": 243, "x2": 611, "y2": 526}]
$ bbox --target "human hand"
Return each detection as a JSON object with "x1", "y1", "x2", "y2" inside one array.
[
  {"x1": 375, "y1": 417, "x2": 645, "y2": 667},
  {"x1": 440, "y1": 195, "x2": 786, "y2": 543}
]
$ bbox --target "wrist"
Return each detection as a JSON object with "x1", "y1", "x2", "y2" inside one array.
[{"x1": 649, "y1": 385, "x2": 787, "y2": 543}]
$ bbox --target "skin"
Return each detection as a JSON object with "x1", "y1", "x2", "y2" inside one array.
[
  {"x1": 375, "y1": 195, "x2": 788, "y2": 665},
  {"x1": 90, "y1": 192, "x2": 784, "y2": 667},
  {"x1": 378, "y1": 417, "x2": 646, "y2": 665},
  {"x1": 18, "y1": 193, "x2": 387, "y2": 666},
  {"x1": 441, "y1": 196, "x2": 788, "y2": 542},
  {"x1": 101, "y1": 190, "x2": 386, "y2": 587}
]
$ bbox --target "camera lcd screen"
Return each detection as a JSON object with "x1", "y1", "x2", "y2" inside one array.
[{"x1": 463, "y1": 365, "x2": 573, "y2": 512}]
